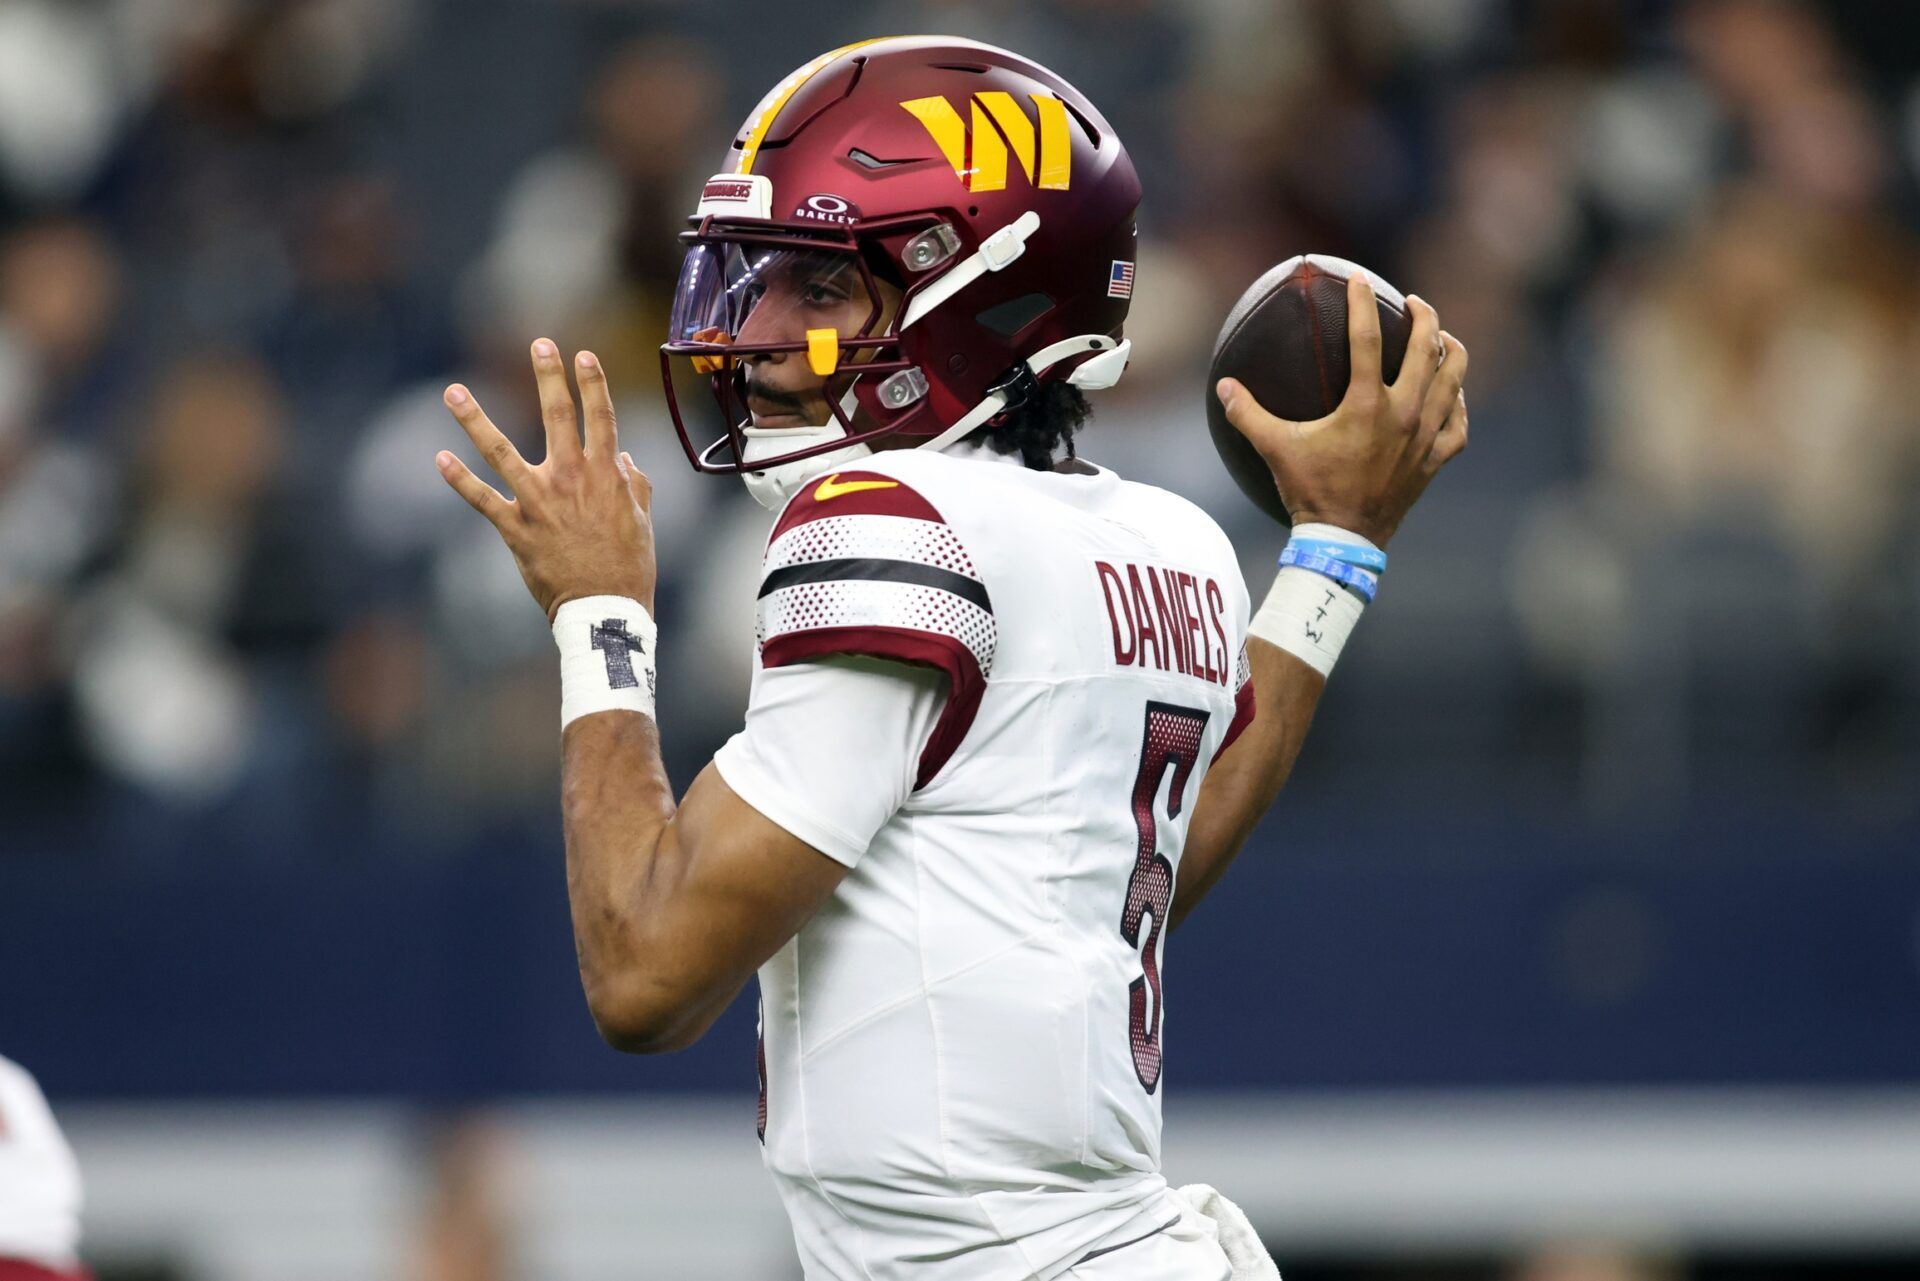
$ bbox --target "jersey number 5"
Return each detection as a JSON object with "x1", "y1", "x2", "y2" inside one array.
[{"x1": 1120, "y1": 701, "x2": 1209, "y2": 1092}]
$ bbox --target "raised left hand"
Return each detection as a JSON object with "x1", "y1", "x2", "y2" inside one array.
[{"x1": 436, "y1": 339, "x2": 657, "y2": 621}]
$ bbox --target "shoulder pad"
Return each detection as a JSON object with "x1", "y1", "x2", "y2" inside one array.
[{"x1": 758, "y1": 469, "x2": 995, "y2": 787}]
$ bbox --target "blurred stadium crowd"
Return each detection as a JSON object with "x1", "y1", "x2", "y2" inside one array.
[{"x1": 2, "y1": 0, "x2": 1919, "y2": 851}]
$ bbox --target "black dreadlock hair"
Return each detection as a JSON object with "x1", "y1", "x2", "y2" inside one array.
[{"x1": 963, "y1": 379, "x2": 1092, "y2": 471}]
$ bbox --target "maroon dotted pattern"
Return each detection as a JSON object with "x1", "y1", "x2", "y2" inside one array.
[
  {"x1": 766, "y1": 514, "x2": 978, "y2": 580},
  {"x1": 1120, "y1": 702, "x2": 1209, "y2": 1093},
  {"x1": 757, "y1": 579, "x2": 996, "y2": 667},
  {"x1": 755, "y1": 1023, "x2": 768, "y2": 1143}
]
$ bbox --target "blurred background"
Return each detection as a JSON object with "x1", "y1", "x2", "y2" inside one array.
[{"x1": 2, "y1": 0, "x2": 1918, "y2": 1277}]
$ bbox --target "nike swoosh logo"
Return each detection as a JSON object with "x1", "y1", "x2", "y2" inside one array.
[{"x1": 814, "y1": 474, "x2": 900, "y2": 501}]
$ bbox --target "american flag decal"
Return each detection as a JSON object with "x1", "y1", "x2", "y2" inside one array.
[{"x1": 1107, "y1": 260, "x2": 1135, "y2": 298}]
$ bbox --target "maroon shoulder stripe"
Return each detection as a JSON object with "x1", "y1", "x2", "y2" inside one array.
[
  {"x1": 772, "y1": 471, "x2": 944, "y2": 540},
  {"x1": 761, "y1": 624, "x2": 986, "y2": 789}
]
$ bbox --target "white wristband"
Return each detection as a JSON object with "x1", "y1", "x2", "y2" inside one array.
[
  {"x1": 1247, "y1": 566, "x2": 1365, "y2": 677},
  {"x1": 1289, "y1": 522, "x2": 1385, "y2": 564},
  {"x1": 553, "y1": 595, "x2": 657, "y2": 729}
]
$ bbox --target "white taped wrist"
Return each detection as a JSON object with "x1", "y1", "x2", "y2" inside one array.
[
  {"x1": 1247, "y1": 566, "x2": 1365, "y2": 677},
  {"x1": 552, "y1": 596, "x2": 657, "y2": 729}
]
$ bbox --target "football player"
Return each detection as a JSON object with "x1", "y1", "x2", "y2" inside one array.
[
  {"x1": 436, "y1": 36, "x2": 1467, "y2": 1281},
  {"x1": 0, "y1": 1057, "x2": 91, "y2": 1281}
]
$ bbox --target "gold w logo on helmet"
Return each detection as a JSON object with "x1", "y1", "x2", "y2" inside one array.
[{"x1": 900, "y1": 92, "x2": 1072, "y2": 193}]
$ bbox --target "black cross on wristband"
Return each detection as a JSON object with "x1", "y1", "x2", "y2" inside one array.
[{"x1": 590, "y1": 619, "x2": 647, "y2": 690}]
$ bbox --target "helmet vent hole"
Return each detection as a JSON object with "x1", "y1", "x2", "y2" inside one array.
[
  {"x1": 967, "y1": 205, "x2": 979, "y2": 217},
  {"x1": 848, "y1": 148, "x2": 913, "y2": 170},
  {"x1": 1058, "y1": 97, "x2": 1103, "y2": 147},
  {"x1": 976, "y1": 293, "x2": 1054, "y2": 339},
  {"x1": 930, "y1": 61, "x2": 991, "y2": 73}
]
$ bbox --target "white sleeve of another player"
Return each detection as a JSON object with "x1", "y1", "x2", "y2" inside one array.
[
  {"x1": 0, "y1": 1056, "x2": 85, "y2": 1271},
  {"x1": 713, "y1": 656, "x2": 947, "y2": 868}
]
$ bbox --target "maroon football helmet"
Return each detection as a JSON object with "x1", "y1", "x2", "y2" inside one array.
[{"x1": 660, "y1": 36, "x2": 1141, "y2": 499}]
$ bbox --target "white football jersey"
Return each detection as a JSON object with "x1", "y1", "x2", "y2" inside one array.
[{"x1": 713, "y1": 445, "x2": 1253, "y2": 1280}]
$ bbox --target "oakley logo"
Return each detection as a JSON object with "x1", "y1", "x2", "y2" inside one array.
[
  {"x1": 793, "y1": 193, "x2": 858, "y2": 225},
  {"x1": 900, "y1": 92, "x2": 1073, "y2": 193}
]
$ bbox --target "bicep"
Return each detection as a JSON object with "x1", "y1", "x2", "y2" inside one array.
[
  {"x1": 655, "y1": 762, "x2": 853, "y2": 979},
  {"x1": 596, "y1": 763, "x2": 845, "y2": 1052},
  {"x1": 652, "y1": 657, "x2": 948, "y2": 1019}
]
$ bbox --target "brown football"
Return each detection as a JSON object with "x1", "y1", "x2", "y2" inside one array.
[{"x1": 1205, "y1": 254, "x2": 1411, "y2": 524}]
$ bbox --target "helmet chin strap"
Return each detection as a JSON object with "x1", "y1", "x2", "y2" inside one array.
[
  {"x1": 899, "y1": 210, "x2": 1042, "y2": 331},
  {"x1": 893, "y1": 209, "x2": 1132, "y2": 452},
  {"x1": 738, "y1": 333, "x2": 1132, "y2": 508},
  {"x1": 914, "y1": 333, "x2": 1132, "y2": 455},
  {"x1": 738, "y1": 383, "x2": 869, "y2": 511}
]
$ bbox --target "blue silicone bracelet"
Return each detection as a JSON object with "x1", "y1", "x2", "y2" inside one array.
[
  {"x1": 1278, "y1": 546, "x2": 1379, "y2": 603},
  {"x1": 1286, "y1": 536, "x2": 1387, "y2": 574}
]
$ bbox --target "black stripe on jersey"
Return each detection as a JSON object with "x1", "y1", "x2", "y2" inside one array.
[{"x1": 758, "y1": 557, "x2": 992, "y2": 612}]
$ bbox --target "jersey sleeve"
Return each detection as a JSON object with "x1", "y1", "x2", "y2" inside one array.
[
  {"x1": 713, "y1": 656, "x2": 947, "y2": 868},
  {"x1": 754, "y1": 470, "x2": 997, "y2": 788},
  {"x1": 1216, "y1": 642, "x2": 1256, "y2": 760}
]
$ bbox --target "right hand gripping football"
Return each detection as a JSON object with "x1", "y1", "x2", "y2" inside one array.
[{"x1": 1215, "y1": 273, "x2": 1469, "y2": 546}]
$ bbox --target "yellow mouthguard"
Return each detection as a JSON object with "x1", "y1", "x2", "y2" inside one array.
[
  {"x1": 807, "y1": 328, "x2": 840, "y2": 376},
  {"x1": 690, "y1": 326, "x2": 731, "y2": 374}
]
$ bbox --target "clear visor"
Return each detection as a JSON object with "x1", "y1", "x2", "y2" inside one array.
[
  {"x1": 667, "y1": 241, "x2": 883, "y2": 348},
  {"x1": 659, "y1": 235, "x2": 925, "y2": 476}
]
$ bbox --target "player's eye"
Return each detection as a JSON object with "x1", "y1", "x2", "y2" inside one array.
[{"x1": 799, "y1": 279, "x2": 849, "y2": 306}]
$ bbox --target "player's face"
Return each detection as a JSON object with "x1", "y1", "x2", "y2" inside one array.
[{"x1": 733, "y1": 250, "x2": 902, "y2": 430}]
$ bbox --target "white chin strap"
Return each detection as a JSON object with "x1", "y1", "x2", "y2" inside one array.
[
  {"x1": 902, "y1": 211, "x2": 1133, "y2": 454},
  {"x1": 914, "y1": 332, "x2": 1132, "y2": 455},
  {"x1": 739, "y1": 386, "x2": 869, "y2": 511},
  {"x1": 735, "y1": 211, "x2": 1133, "y2": 507}
]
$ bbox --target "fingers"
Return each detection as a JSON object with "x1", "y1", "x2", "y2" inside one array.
[
  {"x1": 531, "y1": 338, "x2": 582, "y2": 464},
  {"x1": 1392, "y1": 294, "x2": 1442, "y2": 403},
  {"x1": 619, "y1": 451, "x2": 652, "y2": 515},
  {"x1": 1417, "y1": 332, "x2": 1469, "y2": 441},
  {"x1": 444, "y1": 384, "x2": 531, "y2": 485},
  {"x1": 1343, "y1": 271, "x2": 1383, "y2": 398},
  {"x1": 1216, "y1": 377, "x2": 1295, "y2": 438},
  {"x1": 575, "y1": 351, "x2": 619, "y2": 460},
  {"x1": 1428, "y1": 389, "x2": 1469, "y2": 471},
  {"x1": 436, "y1": 450, "x2": 514, "y2": 525}
]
